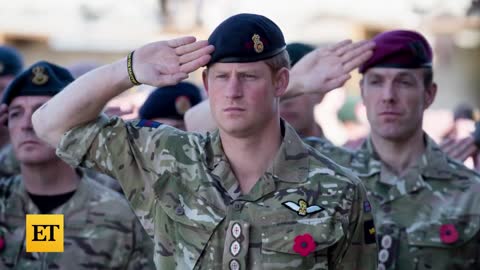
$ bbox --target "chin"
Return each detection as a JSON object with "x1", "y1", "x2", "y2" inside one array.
[
  {"x1": 16, "y1": 151, "x2": 58, "y2": 165},
  {"x1": 377, "y1": 129, "x2": 411, "y2": 141},
  {"x1": 219, "y1": 122, "x2": 255, "y2": 138}
]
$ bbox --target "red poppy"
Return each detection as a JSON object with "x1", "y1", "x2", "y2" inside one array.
[
  {"x1": 0, "y1": 236, "x2": 5, "y2": 251},
  {"x1": 293, "y1": 233, "x2": 316, "y2": 257},
  {"x1": 439, "y1": 224, "x2": 459, "y2": 244}
]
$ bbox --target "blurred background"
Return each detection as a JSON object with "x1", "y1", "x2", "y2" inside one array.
[{"x1": 0, "y1": 0, "x2": 478, "y2": 144}]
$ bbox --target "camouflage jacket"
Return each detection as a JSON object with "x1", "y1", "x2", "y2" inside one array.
[
  {"x1": 308, "y1": 135, "x2": 480, "y2": 270},
  {"x1": 0, "y1": 173, "x2": 155, "y2": 269},
  {"x1": 0, "y1": 143, "x2": 122, "y2": 193},
  {"x1": 0, "y1": 144, "x2": 19, "y2": 178},
  {"x1": 56, "y1": 116, "x2": 377, "y2": 270}
]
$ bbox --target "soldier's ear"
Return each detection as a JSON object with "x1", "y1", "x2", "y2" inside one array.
[
  {"x1": 202, "y1": 69, "x2": 209, "y2": 96},
  {"x1": 424, "y1": 82, "x2": 437, "y2": 109},
  {"x1": 273, "y1": 67, "x2": 289, "y2": 97},
  {"x1": 359, "y1": 78, "x2": 365, "y2": 99}
]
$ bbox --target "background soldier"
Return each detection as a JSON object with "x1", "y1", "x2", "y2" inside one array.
[
  {"x1": 351, "y1": 30, "x2": 480, "y2": 270},
  {"x1": 299, "y1": 30, "x2": 480, "y2": 270},
  {"x1": 280, "y1": 42, "x2": 325, "y2": 139},
  {"x1": 0, "y1": 61, "x2": 154, "y2": 269},
  {"x1": 0, "y1": 46, "x2": 23, "y2": 177},
  {"x1": 139, "y1": 81, "x2": 202, "y2": 130}
]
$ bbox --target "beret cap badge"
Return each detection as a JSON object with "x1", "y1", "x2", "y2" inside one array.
[
  {"x1": 175, "y1": 96, "x2": 192, "y2": 116},
  {"x1": 31, "y1": 66, "x2": 49, "y2": 85},
  {"x1": 252, "y1": 34, "x2": 264, "y2": 53}
]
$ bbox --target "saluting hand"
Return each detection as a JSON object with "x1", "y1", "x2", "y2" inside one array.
[
  {"x1": 131, "y1": 36, "x2": 214, "y2": 87},
  {"x1": 285, "y1": 40, "x2": 374, "y2": 99}
]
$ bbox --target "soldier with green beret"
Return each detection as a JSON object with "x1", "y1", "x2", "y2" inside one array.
[
  {"x1": 32, "y1": 13, "x2": 377, "y2": 269},
  {"x1": 0, "y1": 61, "x2": 154, "y2": 269}
]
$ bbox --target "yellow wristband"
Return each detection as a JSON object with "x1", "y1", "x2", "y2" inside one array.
[{"x1": 127, "y1": 51, "x2": 141, "y2": 86}]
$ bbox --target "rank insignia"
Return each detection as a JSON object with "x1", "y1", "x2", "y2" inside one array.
[
  {"x1": 282, "y1": 199, "x2": 323, "y2": 216},
  {"x1": 252, "y1": 34, "x2": 264, "y2": 53},
  {"x1": 364, "y1": 219, "x2": 376, "y2": 244},
  {"x1": 31, "y1": 66, "x2": 49, "y2": 85}
]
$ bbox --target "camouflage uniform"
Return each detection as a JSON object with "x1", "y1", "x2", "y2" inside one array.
[
  {"x1": 0, "y1": 144, "x2": 19, "y2": 178},
  {"x1": 304, "y1": 137, "x2": 356, "y2": 168},
  {"x1": 82, "y1": 168, "x2": 123, "y2": 193},
  {"x1": 55, "y1": 115, "x2": 377, "y2": 270},
  {"x1": 308, "y1": 135, "x2": 480, "y2": 270},
  {"x1": 0, "y1": 142, "x2": 122, "y2": 193},
  {"x1": 0, "y1": 172, "x2": 155, "y2": 269}
]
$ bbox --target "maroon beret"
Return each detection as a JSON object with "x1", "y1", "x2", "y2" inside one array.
[{"x1": 359, "y1": 30, "x2": 432, "y2": 74}]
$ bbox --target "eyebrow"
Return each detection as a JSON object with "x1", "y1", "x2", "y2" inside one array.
[
  {"x1": 8, "y1": 105, "x2": 23, "y2": 111},
  {"x1": 9, "y1": 102, "x2": 46, "y2": 111}
]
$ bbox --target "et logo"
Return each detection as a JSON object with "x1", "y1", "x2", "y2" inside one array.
[{"x1": 26, "y1": 214, "x2": 64, "y2": 252}]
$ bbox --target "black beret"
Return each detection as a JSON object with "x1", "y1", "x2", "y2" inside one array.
[
  {"x1": 139, "y1": 82, "x2": 202, "y2": 120},
  {"x1": 286, "y1": 42, "x2": 315, "y2": 67},
  {"x1": 0, "y1": 46, "x2": 23, "y2": 76},
  {"x1": 2, "y1": 61, "x2": 74, "y2": 105},
  {"x1": 207, "y1": 13, "x2": 286, "y2": 65},
  {"x1": 360, "y1": 30, "x2": 432, "y2": 73}
]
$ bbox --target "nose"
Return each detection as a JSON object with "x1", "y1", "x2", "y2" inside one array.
[
  {"x1": 20, "y1": 111, "x2": 34, "y2": 132},
  {"x1": 224, "y1": 76, "x2": 243, "y2": 99},
  {"x1": 380, "y1": 81, "x2": 397, "y2": 104}
]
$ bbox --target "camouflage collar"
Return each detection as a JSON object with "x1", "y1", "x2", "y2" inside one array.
[
  {"x1": 268, "y1": 121, "x2": 309, "y2": 183},
  {"x1": 11, "y1": 172, "x2": 91, "y2": 223},
  {"x1": 208, "y1": 120, "x2": 309, "y2": 184},
  {"x1": 359, "y1": 133, "x2": 454, "y2": 180}
]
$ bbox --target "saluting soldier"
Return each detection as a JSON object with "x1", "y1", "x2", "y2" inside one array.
[
  {"x1": 32, "y1": 14, "x2": 377, "y2": 269},
  {"x1": 302, "y1": 30, "x2": 480, "y2": 270}
]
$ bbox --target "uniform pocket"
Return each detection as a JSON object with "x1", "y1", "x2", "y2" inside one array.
[
  {"x1": 261, "y1": 216, "x2": 344, "y2": 270},
  {"x1": 406, "y1": 216, "x2": 480, "y2": 270},
  {"x1": 154, "y1": 178, "x2": 225, "y2": 269}
]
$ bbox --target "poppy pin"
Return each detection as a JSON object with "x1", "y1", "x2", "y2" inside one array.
[
  {"x1": 293, "y1": 233, "x2": 316, "y2": 257},
  {"x1": 439, "y1": 224, "x2": 459, "y2": 244}
]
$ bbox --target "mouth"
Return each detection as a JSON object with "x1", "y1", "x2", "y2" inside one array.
[
  {"x1": 223, "y1": 107, "x2": 245, "y2": 112},
  {"x1": 379, "y1": 111, "x2": 401, "y2": 116},
  {"x1": 20, "y1": 140, "x2": 41, "y2": 146}
]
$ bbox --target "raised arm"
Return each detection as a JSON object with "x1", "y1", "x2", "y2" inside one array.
[
  {"x1": 32, "y1": 36, "x2": 214, "y2": 147},
  {"x1": 283, "y1": 40, "x2": 374, "y2": 100}
]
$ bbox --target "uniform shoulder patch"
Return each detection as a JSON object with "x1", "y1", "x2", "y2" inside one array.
[
  {"x1": 136, "y1": 119, "x2": 161, "y2": 128},
  {"x1": 364, "y1": 219, "x2": 376, "y2": 244}
]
